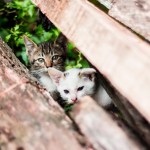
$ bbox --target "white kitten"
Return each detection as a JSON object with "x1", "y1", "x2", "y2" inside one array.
[
  {"x1": 31, "y1": 70, "x2": 57, "y2": 92},
  {"x1": 47, "y1": 68, "x2": 112, "y2": 107}
]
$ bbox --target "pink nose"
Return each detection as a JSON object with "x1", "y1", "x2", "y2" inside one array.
[{"x1": 72, "y1": 98, "x2": 77, "y2": 103}]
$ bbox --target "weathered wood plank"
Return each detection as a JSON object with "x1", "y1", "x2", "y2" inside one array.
[
  {"x1": 31, "y1": 0, "x2": 150, "y2": 123},
  {"x1": 98, "y1": 72, "x2": 150, "y2": 147},
  {"x1": 109, "y1": 0, "x2": 150, "y2": 42},
  {"x1": 0, "y1": 38, "x2": 84, "y2": 150},
  {"x1": 70, "y1": 96, "x2": 146, "y2": 150}
]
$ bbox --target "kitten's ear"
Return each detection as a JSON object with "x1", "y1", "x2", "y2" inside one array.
[
  {"x1": 79, "y1": 68, "x2": 96, "y2": 81},
  {"x1": 47, "y1": 68, "x2": 63, "y2": 85},
  {"x1": 23, "y1": 35, "x2": 38, "y2": 58}
]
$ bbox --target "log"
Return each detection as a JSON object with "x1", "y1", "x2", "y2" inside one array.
[
  {"x1": 31, "y1": 0, "x2": 150, "y2": 123},
  {"x1": 70, "y1": 96, "x2": 146, "y2": 150},
  {"x1": 109, "y1": 0, "x2": 150, "y2": 42},
  {"x1": 0, "y1": 38, "x2": 85, "y2": 150}
]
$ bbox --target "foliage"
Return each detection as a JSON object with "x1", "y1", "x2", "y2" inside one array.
[
  {"x1": 65, "y1": 43, "x2": 90, "y2": 70},
  {"x1": 0, "y1": 0, "x2": 90, "y2": 68},
  {"x1": 64, "y1": 104, "x2": 74, "y2": 113}
]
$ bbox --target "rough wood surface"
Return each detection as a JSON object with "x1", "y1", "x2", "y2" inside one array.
[
  {"x1": 98, "y1": 73, "x2": 150, "y2": 147},
  {"x1": 31, "y1": 0, "x2": 150, "y2": 123},
  {"x1": 0, "y1": 38, "x2": 85, "y2": 150},
  {"x1": 109, "y1": 0, "x2": 150, "y2": 42},
  {"x1": 70, "y1": 96, "x2": 146, "y2": 150}
]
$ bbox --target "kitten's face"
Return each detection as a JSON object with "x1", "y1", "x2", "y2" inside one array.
[
  {"x1": 48, "y1": 68, "x2": 96, "y2": 104},
  {"x1": 23, "y1": 35, "x2": 66, "y2": 71}
]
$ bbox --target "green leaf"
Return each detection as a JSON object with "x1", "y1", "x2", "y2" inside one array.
[
  {"x1": 21, "y1": 51, "x2": 28, "y2": 65},
  {"x1": 5, "y1": 34, "x2": 11, "y2": 42},
  {"x1": 67, "y1": 42, "x2": 75, "y2": 51},
  {"x1": 14, "y1": 25, "x2": 19, "y2": 31},
  {"x1": 64, "y1": 104, "x2": 74, "y2": 112}
]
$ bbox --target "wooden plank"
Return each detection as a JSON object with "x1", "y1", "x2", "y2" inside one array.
[
  {"x1": 109, "y1": 0, "x2": 150, "y2": 42},
  {"x1": 98, "y1": 72, "x2": 150, "y2": 147},
  {"x1": 31, "y1": 0, "x2": 150, "y2": 123},
  {"x1": 0, "y1": 38, "x2": 84, "y2": 150},
  {"x1": 70, "y1": 96, "x2": 145, "y2": 150}
]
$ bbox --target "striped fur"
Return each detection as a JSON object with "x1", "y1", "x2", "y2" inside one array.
[
  {"x1": 24, "y1": 33, "x2": 67, "y2": 71},
  {"x1": 23, "y1": 34, "x2": 67, "y2": 98}
]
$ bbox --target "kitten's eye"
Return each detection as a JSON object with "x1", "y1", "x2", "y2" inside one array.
[
  {"x1": 64, "y1": 90, "x2": 69, "y2": 94},
  {"x1": 37, "y1": 58, "x2": 44, "y2": 63},
  {"x1": 52, "y1": 55, "x2": 59, "y2": 60},
  {"x1": 77, "y1": 86, "x2": 84, "y2": 91}
]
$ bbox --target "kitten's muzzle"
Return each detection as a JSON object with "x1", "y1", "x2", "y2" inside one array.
[
  {"x1": 45, "y1": 61, "x2": 52, "y2": 68},
  {"x1": 44, "y1": 57, "x2": 52, "y2": 68},
  {"x1": 72, "y1": 98, "x2": 77, "y2": 103}
]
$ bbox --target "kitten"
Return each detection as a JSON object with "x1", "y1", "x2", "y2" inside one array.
[
  {"x1": 46, "y1": 68, "x2": 112, "y2": 107},
  {"x1": 23, "y1": 34, "x2": 67, "y2": 98}
]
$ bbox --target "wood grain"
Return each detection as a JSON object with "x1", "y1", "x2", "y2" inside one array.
[
  {"x1": 109, "y1": 0, "x2": 150, "y2": 42},
  {"x1": 31, "y1": 0, "x2": 150, "y2": 123}
]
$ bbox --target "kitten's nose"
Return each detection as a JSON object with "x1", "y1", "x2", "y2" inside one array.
[
  {"x1": 46, "y1": 61, "x2": 52, "y2": 68},
  {"x1": 72, "y1": 98, "x2": 77, "y2": 103},
  {"x1": 46, "y1": 64, "x2": 52, "y2": 68},
  {"x1": 45, "y1": 58, "x2": 52, "y2": 68}
]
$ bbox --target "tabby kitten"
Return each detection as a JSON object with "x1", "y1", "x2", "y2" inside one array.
[{"x1": 23, "y1": 33, "x2": 67, "y2": 98}]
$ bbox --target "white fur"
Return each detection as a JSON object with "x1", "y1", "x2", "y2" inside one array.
[
  {"x1": 57, "y1": 68, "x2": 95, "y2": 103},
  {"x1": 94, "y1": 85, "x2": 112, "y2": 106},
  {"x1": 39, "y1": 72, "x2": 57, "y2": 92},
  {"x1": 48, "y1": 68, "x2": 112, "y2": 107}
]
